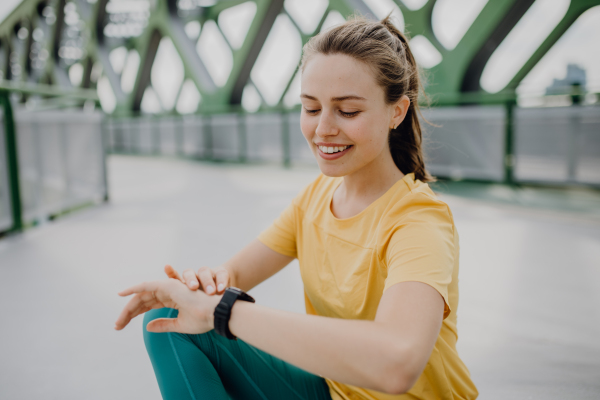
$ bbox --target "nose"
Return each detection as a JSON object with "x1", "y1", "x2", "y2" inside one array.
[{"x1": 315, "y1": 109, "x2": 339, "y2": 138}]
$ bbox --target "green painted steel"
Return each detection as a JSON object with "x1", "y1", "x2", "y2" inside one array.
[
  {"x1": 1, "y1": 0, "x2": 598, "y2": 116},
  {"x1": 503, "y1": 100, "x2": 516, "y2": 184},
  {"x1": 506, "y1": 0, "x2": 600, "y2": 91},
  {"x1": 0, "y1": 91, "x2": 22, "y2": 232},
  {"x1": 0, "y1": 82, "x2": 101, "y2": 233},
  {"x1": 0, "y1": 81, "x2": 98, "y2": 100}
]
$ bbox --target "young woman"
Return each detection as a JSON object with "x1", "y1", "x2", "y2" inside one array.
[{"x1": 115, "y1": 15, "x2": 478, "y2": 400}]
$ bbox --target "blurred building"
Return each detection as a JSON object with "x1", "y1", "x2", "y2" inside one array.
[{"x1": 545, "y1": 63, "x2": 586, "y2": 95}]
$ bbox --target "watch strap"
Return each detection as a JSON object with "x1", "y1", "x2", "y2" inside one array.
[{"x1": 213, "y1": 288, "x2": 255, "y2": 340}]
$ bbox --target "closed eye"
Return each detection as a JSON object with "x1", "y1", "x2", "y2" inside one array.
[{"x1": 303, "y1": 108, "x2": 360, "y2": 117}]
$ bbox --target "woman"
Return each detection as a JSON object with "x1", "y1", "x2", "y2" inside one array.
[{"x1": 115, "y1": 15, "x2": 478, "y2": 400}]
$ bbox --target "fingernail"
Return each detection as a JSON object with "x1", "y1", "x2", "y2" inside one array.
[
  {"x1": 217, "y1": 284, "x2": 224, "y2": 291},
  {"x1": 189, "y1": 280, "x2": 197, "y2": 287},
  {"x1": 207, "y1": 285, "x2": 214, "y2": 293}
]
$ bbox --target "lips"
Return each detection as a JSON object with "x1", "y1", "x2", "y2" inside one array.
[{"x1": 316, "y1": 144, "x2": 353, "y2": 160}]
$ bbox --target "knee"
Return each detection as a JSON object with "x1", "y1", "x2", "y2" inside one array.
[{"x1": 143, "y1": 308, "x2": 178, "y2": 354}]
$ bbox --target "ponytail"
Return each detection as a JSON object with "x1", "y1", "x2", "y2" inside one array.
[
  {"x1": 380, "y1": 15, "x2": 434, "y2": 182},
  {"x1": 301, "y1": 14, "x2": 434, "y2": 182}
]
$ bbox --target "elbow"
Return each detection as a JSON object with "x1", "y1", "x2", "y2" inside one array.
[{"x1": 377, "y1": 347, "x2": 422, "y2": 395}]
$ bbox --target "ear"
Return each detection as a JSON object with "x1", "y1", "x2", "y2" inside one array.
[{"x1": 389, "y1": 95, "x2": 411, "y2": 130}]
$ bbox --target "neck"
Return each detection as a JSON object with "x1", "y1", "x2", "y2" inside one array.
[{"x1": 340, "y1": 149, "x2": 405, "y2": 200}]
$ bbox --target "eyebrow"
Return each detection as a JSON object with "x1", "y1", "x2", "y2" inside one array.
[{"x1": 300, "y1": 94, "x2": 367, "y2": 102}]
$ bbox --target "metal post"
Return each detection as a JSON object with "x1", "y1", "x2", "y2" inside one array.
[
  {"x1": 566, "y1": 108, "x2": 580, "y2": 183},
  {"x1": 281, "y1": 111, "x2": 290, "y2": 168},
  {"x1": 203, "y1": 114, "x2": 213, "y2": 160},
  {"x1": 102, "y1": 117, "x2": 113, "y2": 154},
  {"x1": 153, "y1": 115, "x2": 161, "y2": 155},
  {"x1": 99, "y1": 116, "x2": 110, "y2": 202},
  {"x1": 1, "y1": 91, "x2": 23, "y2": 232},
  {"x1": 176, "y1": 115, "x2": 185, "y2": 156},
  {"x1": 237, "y1": 113, "x2": 247, "y2": 163},
  {"x1": 503, "y1": 100, "x2": 516, "y2": 185},
  {"x1": 60, "y1": 119, "x2": 72, "y2": 210},
  {"x1": 116, "y1": 120, "x2": 124, "y2": 152},
  {"x1": 135, "y1": 117, "x2": 142, "y2": 154},
  {"x1": 32, "y1": 119, "x2": 45, "y2": 224},
  {"x1": 127, "y1": 118, "x2": 135, "y2": 153}
]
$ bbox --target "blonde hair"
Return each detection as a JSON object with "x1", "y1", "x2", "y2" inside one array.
[{"x1": 301, "y1": 15, "x2": 434, "y2": 182}]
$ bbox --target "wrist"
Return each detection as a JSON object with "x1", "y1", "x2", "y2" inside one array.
[
  {"x1": 213, "y1": 287, "x2": 255, "y2": 340},
  {"x1": 207, "y1": 294, "x2": 223, "y2": 330}
]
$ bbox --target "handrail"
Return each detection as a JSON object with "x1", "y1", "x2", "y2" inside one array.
[
  {"x1": 0, "y1": 85, "x2": 104, "y2": 235},
  {"x1": 0, "y1": 91, "x2": 21, "y2": 232},
  {"x1": 0, "y1": 81, "x2": 99, "y2": 101}
]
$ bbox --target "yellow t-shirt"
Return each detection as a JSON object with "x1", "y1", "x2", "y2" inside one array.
[{"x1": 258, "y1": 173, "x2": 478, "y2": 400}]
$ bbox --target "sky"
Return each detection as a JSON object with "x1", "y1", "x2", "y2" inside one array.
[{"x1": 0, "y1": 0, "x2": 22, "y2": 22}]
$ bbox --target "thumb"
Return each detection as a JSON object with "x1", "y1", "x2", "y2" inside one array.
[
  {"x1": 146, "y1": 318, "x2": 181, "y2": 333},
  {"x1": 164, "y1": 265, "x2": 184, "y2": 283}
]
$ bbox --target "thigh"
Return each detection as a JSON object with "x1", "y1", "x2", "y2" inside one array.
[
  {"x1": 145, "y1": 308, "x2": 332, "y2": 400},
  {"x1": 198, "y1": 331, "x2": 333, "y2": 400}
]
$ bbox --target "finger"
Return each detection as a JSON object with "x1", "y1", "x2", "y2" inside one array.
[
  {"x1": 146, "y1": 317, "x2": 181, "y2": 333},
  {"x1": 197, "y1": 267, "x2": 216, "y2": 294},
  {"x1": 164, "y1": 265, "x2": 184, "y2": 283},
  {"x1": 118, "y1": 281, "x2": 160, "y2": 297},
  {"x1": 115, "y1": 291, "x2": 166, "y2": 329},
  {"x1": 114, "y1": 292, "x2": 159, "y2": 329},
  {"x1": 114, "y1": 304, "x2": 153, "y2": 330},
  {"x1": 214, "y1": 269, "x2": 230, "y2": 293},
  {"x1": 182, "y1": 268, "x2": 200, "y2": 290}
]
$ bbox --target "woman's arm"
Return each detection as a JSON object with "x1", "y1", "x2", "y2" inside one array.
[
  {"x1": 116, "y1": 278, "x2": 444, "y2": 395},
  {"x1": 172, "y1": 239, "x2": 294, "y2": 294},
  {"x1": 228, "y1": 280, "x2": 444, "y2": 394}
]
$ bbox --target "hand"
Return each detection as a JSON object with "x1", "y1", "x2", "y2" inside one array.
[
  {"x1": 114, "y1": 278, "x2": 222, "y2": 334},
  {"x1": 164, "y1": 264, "x2": 231, "y2": 295}
]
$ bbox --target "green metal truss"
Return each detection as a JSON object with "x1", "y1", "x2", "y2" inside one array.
[{"x1": 0, "y1": 0, "x2": 598, "y2": 116}]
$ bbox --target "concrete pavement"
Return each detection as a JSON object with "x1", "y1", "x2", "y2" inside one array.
[{"x1": 1, "y1": 155, "x2": 599, "y2": 399}]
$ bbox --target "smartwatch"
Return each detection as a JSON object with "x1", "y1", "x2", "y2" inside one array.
[{"x1": 213, "y1": 287, "x2": 255, "y2": 340}]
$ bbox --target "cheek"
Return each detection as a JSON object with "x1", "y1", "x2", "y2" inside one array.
[
  {"x1": 348, "y1": 119, "x2": 388, "y2": 150},
  {"x1": 300, "y1": 115, "x2": 315, "y2": 141}
]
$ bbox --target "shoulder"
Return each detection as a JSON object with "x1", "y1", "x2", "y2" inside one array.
[{"x1": 383, "y1": 174, "x2": 455, "y2": 232}]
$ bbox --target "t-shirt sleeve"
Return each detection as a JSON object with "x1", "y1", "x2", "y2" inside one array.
[
  {"x1": 383, "y1": 194, "x2": 455, "y2": 319},
  {"x1": 257, "y1": 201, "x2": 298, "y2": 258}
]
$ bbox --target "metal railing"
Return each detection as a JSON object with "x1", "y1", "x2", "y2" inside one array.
[
  {"x1": 0, "y1": 86, "x2": 107, "y2": 235},
  {"x1": 104, "y1": 103, "x2": 600, "y2": 187},
  {"x1": 0, "y1": 108, "x2": 12, "y2": 232},
  {"x1": 15, "y1": 109, "x2": 107, "y2": 224}
]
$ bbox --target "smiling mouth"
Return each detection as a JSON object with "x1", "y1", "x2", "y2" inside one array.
[{"x1": 317, "y1": 145, "x2": 353, "y2": 154}]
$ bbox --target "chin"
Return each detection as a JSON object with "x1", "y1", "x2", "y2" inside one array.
[{"x1": 315, "y1": 161, "x2": 350, "y2": 178}]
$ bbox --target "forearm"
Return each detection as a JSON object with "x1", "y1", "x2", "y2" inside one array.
[
  {"x1": 221, "y1": 239, "x2": 294, "y2": 292},
  {"x1": 227, "y1": 301, "x2": 414, "y2": 394}
]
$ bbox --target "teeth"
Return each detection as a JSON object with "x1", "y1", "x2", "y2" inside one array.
[{"x1": 319, "y1": 145, "x2": 349, "y2": 154}]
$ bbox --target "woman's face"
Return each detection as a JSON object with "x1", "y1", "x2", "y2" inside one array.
[{"x1": 300, "y1": 53, "x2": 406, "y2": 178}]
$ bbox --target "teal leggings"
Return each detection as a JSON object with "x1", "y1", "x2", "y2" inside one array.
[{"x1": 143, "y1": 308, "x2": 333, "y2": 400}]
